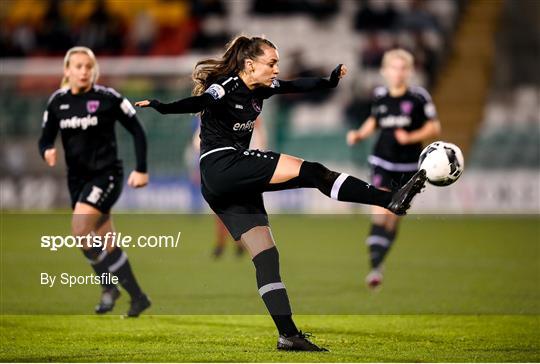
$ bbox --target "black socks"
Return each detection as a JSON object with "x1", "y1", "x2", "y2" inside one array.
[
  {"x1": 82, "y1": 247, "x2": 143, "y2": 299},
  {"x1": 298, "y1": 161, "x2": 392, "y2": 208},
  {"x1": 103, "y1": 248, "x2": 143, "y2": 299},
  {"x1": 366, "y1": 224, "x2": 397, "y2": 269},
  {"x1": 82, "y1": 247, "x2": 115, "y2": 289},
  {"x1": 252, "y1": 247, "x2": 298, "y2": 337}
]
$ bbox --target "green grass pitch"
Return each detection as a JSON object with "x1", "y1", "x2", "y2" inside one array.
[{"x1": 1, "y1": 213, "x2": 539, "y2": 361}]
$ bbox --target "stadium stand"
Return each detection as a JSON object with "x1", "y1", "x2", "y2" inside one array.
[
  {"x1": 468, "y1": 0, "x2": 539, "y2": 169},
  {"x1": 2, "y1": 0, "x2": 537, "y2": 212},
  {"x1": 1, "y1": 0, "x2": 462, "y2": 157}
]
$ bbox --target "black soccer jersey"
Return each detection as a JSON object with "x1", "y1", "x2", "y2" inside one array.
[
  {"x1": 150, "y1": 73, "x2": 340, "y2": 156},
  {"x1": 199, "y1": 76, "x2": 267, "y2": 155},
  {"x1": 39, "y1": 85, "x2": 147, "y2": 176},
  {"x1": 369, "y1": 85, "x2": 437, "y2": 170}
]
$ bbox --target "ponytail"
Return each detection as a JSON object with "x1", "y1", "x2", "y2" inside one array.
[{"x1": 192, "y1": 35, "x2": 275, "y2": 96}]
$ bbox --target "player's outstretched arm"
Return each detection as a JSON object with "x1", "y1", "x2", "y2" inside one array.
[
  {"x1": 135, "y1": 76, "x2": 241, "y2": 114},
  {"x1": 266, "y1": 64, "x2": 348, "y2": 96},
  {"x1": 135, "y1": 94, "x2": 214, "y2": 115}
]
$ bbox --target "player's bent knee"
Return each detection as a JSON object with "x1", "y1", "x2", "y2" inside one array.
[
  {"x1": 270, "y1": 154, "x2": 303, "y2": 184},
  {"x1": 299, "y1": 161, "x2": 341, "y2": 194}
]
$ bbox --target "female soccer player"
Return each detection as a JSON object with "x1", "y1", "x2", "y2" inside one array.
[
  {"x1": 347, "y1": 49, "x2": 441, "y2": 289},
  {"x1": 191, "y1": 116, "x2": 266, "y2": 258},
  {"x1": 39, "y1": 46, "x2": 151, "y2": 317},
  {"x1": 210, "y1": 117, "x2": 266, "y2": 258},
  {"x1": 136, "y1": 36, "x2": 426, "y2": 351}
]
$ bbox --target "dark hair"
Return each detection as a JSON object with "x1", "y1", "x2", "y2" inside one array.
[{"x1": 192, "y1": 35, "x2": 276, "y2": 95}]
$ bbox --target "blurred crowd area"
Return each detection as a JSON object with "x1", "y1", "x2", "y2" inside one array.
[
  {"x1": 1, "y1": 0, "x2": 465, "y2": 160},
  {"x1": 0, "y1": 0, "x2": 538, "y2": 211},
  {"x1": 3, "y1": 0, "x2": 461, "y2": 71},
  {"x1": 1, "y1": 0, "x2": 462, "y2": 118}
]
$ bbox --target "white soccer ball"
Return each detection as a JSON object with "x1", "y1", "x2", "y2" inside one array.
[{"x1": 418, "y1": 141, "x2": 464, "y2": 186}]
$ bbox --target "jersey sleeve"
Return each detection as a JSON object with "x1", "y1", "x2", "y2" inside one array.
[
  {"x1": 150, "y1": 94, "x2": 214, "y2": 114},
  {"x1": 256, "y1": 77, "x2": 335, "y2": 99},
  {"x1": 204, "y1": 76, "x2": 239, "y2": 100},
  {"x1": 368, "y1": 101, "x2": 378, "y2": 129},
  {"x1": 414, "y1": 87, "x2": 438, "y2": 122},
  {"x1": 257, "y1": 65, "x2": 343, "y2": 99},
  {"x1": 369, "y1": 98, "x2": 378, "y2": 118},
  {"x1": 151, "y1": 76, "x2": 240, "y2": 114},
  {"x1": 38, "y1": 96, "x2": 60, "y2": 158},
  {"x1": 113, "y1": 94, "x2": 148, "y2": 173},
  {"x1": 369, "y1": 87, "x2": 387, "y2": 127}
]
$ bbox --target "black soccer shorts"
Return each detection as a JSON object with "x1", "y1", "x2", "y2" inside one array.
[
  {"x1": 200, "y1": 147, "x2": 281, "y2": 240},
  {"x1": 67, "y1": 168, "x2": 123, "y2": 213},
  {"x1": 370, "y1": 165, "x2": 417, "y2": 192}
]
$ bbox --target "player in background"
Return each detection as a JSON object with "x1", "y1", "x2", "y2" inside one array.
[
  {"x1": 347, "y1": 49, "x2": 441, "y2": 289},
  {"x1": 38, "y1": 46, "x2": 151, "y2": 316},
  {"x1": 190, "y1": 117, "x2": 267, "y2": 258},
  {"x1": 136, "y1": 36, "x2": 427, "y2": 351}
]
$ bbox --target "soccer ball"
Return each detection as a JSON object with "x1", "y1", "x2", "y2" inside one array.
[{"x1": 418, "y1": 141, "x2": 464, "y2": 186}]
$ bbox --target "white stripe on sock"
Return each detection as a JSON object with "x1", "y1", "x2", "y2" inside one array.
[
  {"x1": 330, "y1": 173, "x2": 349, "y2": 200},
  {"x1": 108, "y1": 252, "x2": 127, "y2": 273},
  {"x1": 258, "y1": 282, "x2": 286, "y2": 296},
  {"x1": 368, "y1": 155, "x2": 418, "y2": 172},
  {"x1": 366, "y1": 235, "x2": 391, "y2": 247}
]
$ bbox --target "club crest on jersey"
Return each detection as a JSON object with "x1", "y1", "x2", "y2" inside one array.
[
  {"x1": 252, "y1": 99, "x2": 261, "y2": 113},
  {"x1": 86, "y1": 100, "x2": 100, "y2": 113},
  {"x1": 400, "y1": 101, "x2": 413, "y2": 115}
]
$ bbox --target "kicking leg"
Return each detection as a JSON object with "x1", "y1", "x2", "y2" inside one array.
[{"x1": 269, "y1": 154, "x2": 426, "y2": 215}]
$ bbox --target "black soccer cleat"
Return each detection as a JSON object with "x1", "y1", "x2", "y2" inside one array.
[
  {"x1": 277, "y1": 331, "x2": 328, "y2": 352},
  {"x1": 387, "y1": 169, "x2": 427, "y2": 216},
  {"x1": 126, "y1": 293, "x2": 151, "y2": 317},
  {"x1": 95, "y1": 286, "x2": 121, "y2": 314}
]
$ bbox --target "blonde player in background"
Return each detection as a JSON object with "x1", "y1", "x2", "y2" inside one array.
[
  {"x1": 39, "y1": 46, "x2": 151, "y2": 316},
  {"x1": 347, "y1": 49, "x2": 441, "y2": 289}
]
